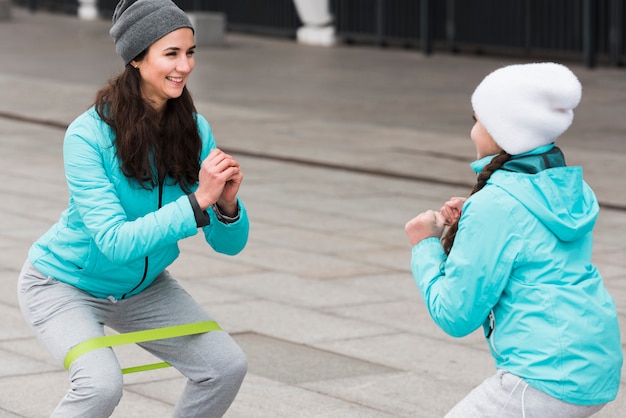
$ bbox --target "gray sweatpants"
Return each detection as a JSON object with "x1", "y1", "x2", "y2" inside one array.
[
  {"x1": 17, "y1": 260, "x2": 247, "y2": 418},
  {"x1": 445, "y1": 370, "x2": 606, "y2": 418}
]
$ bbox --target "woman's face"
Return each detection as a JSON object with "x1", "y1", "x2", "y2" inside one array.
[
  {"x1": 470, "y1": 116, "x2": 502, "y2": 159},
  {"x1": 131, "y1": 28, "x2": 195, "y2": 112}
]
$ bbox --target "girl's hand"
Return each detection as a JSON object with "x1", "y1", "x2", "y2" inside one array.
[
  {"x1": 405, "y1": 210, "x2": 446, "y2": 246},
  {"x1": 195, "y1": 149, "x2": 243, "y2": 215},
  {"x1": 440, "y1": 197, "x2": 466, "y2": 225}
]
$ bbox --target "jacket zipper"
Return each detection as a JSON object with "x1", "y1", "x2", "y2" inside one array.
[
  {"x1": 486, "y1": 310, "x2": 500, "y2": 355},
  {"x1": 121, "y1": 177, "x2": 163, "y2": 299},
  {"x1": 122, "y1": 257, "x2": 149, "y2": 299}
]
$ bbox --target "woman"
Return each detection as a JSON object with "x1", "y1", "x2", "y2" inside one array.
[
  {"x1": 17, "y1": 0, "x2": 249, "y2": 416},
  {"x1": 405, "y1": 62, "x2": 622, "y2": 417}
]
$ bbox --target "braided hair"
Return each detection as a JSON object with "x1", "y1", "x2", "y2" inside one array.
[{"x1": 441, "y1": 151, "x2": 512, "y2": 254}]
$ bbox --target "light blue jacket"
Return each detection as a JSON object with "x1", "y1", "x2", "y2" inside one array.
[
  {"x1": 29, "y1": 107, "x2": 249, "y2": 300},
  {"x1": 411, "y1": 145, "x2": 622, "y2": 405}
]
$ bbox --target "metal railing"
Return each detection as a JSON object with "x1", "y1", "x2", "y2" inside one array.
[
  {"x1": 13, "y1": 0, "x2": 625, "y2": 68},
  {"x1": 95, "y1": 0, "x2": 301, "y2": 38},
  {"x1": 330, "y1": 0, "x2": 625, "y2": 68},
  {"x1": 178, "y1": 0, "x2": 300, "y2": 37},
  {"x1": 13, "y1": 0, "x2": 76, "y2": 13}
]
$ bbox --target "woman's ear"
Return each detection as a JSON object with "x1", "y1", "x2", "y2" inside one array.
[{"x1": 130, "y1": 61, "x2": 140, "y2": 69}]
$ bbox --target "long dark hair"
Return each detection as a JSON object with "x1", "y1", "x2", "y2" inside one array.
[
  {"x1": 441, "y1": 151, "x2": 512, "y2": 254},
  {"x1": 93, "y1": 63, "x2": 201, "y2": 193}
]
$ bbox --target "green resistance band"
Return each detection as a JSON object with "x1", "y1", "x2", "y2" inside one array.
[{"x1": 63, "y1": 320, "x2": 222, "y2": 375}]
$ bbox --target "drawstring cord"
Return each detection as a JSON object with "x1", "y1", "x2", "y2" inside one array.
[
  {"x1": 499, "y1": 376, "x2": 530, "y2": 418},
  {"x1": 521, "y1": 383, "x2": 529, "y2": 418},
  {"x1": 500, "y1": 378, "x2": 522, "y2": 417}
]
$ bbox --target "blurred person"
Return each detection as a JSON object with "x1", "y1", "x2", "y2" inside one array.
[
  {"x1": 17, "y1": 0, "x2": 249, "y2": 416},
  {"x1": 405, "y1": 62, "x2": 622, "y2": 417}
]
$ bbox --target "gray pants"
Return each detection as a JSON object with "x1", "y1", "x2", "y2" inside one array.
[
  {"x1": 445, "y1": 370, "x2": 605, "y2": 418},
  {"x1": 17, "y1": 260, "x2": 247, "y2": 418}
]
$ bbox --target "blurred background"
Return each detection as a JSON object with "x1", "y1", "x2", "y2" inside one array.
[{"x1": 8, "y1": 0, "x2": 626, "y2": 69}]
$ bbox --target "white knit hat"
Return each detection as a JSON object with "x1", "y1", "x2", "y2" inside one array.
[{"x1": 471, "y1": 62, "x2": 582, "y2": 155}]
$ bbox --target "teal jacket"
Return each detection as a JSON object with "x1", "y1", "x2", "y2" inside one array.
[
  {"x1": 29, "y1": 107, "x2": 249, "y2": 300},
  {"x1": 411, "y1": 145, "x2": 622, "y2": 405}
]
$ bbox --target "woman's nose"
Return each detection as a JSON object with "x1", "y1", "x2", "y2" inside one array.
[{"x1": 178, "y1": 56, "x2": 194, "y2": 73}]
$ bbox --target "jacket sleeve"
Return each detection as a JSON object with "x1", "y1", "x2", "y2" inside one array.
[
  {"x1": 63, "y1": 116, "x2": 199, "y2": 265},
  {"x1": 202, "y1": 201, "x2": 249, "y2": 255},
  {"x1": 195, "y1": 114, "x2": 250, "y2": 256},
  {"x1": 410, "y1": 188, "x2": 522, "y2": 337}
]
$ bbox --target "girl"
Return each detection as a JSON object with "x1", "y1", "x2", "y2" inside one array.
[
  {"x1": 17, "y1": 0, "x2": 249, "y2": 416},
  {"x1": 405, "y1": 62, "x2": 622, "y2": 417}
]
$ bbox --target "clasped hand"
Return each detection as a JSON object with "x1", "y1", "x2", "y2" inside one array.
[
  {"x1": 194, "y1": 148, "x2": 243, "y2": 216},
  {"x1": 404, "y1": 197, "x2": 466, "y2": 246}
]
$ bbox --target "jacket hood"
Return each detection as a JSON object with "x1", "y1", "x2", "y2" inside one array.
[{"x1": 471, "y1": 147, "x2": 599, "y2": 242}]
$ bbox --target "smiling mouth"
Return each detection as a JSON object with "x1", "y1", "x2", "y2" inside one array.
[{"x1": 167, "y1": 76, "x2": 184, "y2": 83}]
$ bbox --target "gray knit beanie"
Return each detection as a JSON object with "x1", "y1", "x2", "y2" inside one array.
[{"x1": 110, "y1": 0, "x2": 194, "y2": 65}]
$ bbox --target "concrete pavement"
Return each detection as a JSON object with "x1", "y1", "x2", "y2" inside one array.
[{"x1": 0, "y1": 6, "x2": 625, "y2": 417}]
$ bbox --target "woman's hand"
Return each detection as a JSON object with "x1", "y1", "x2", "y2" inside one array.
[
  {"x1": 440, "y1": 197, "x2": 466, "y2": 225},
  {"x1": 405, "y1": 210, "x2": 446, "y2": 246},
  {"x1": 194, "y1": 149, "x2": 243, "y2": 215}
]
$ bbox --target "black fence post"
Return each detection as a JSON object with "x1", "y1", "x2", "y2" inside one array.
[
  {"x1": 583, "y1": 0, "x2": 597, "y2": 68},
  {"x1": 524, "y1": 0, "x2": 531, "y2": 56},
  {"x1": 445, "y1": 0, "x2": 455, "y2": 53},
  {"x1": 420, "y1": 0, "x2": 433, "y2": 55},
  {"x1": 609, "y1": 0, "x2": 623, "y2": 67},
  {"x1": 376, "y1": 0, "x2": 384, "y2": 46}
]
